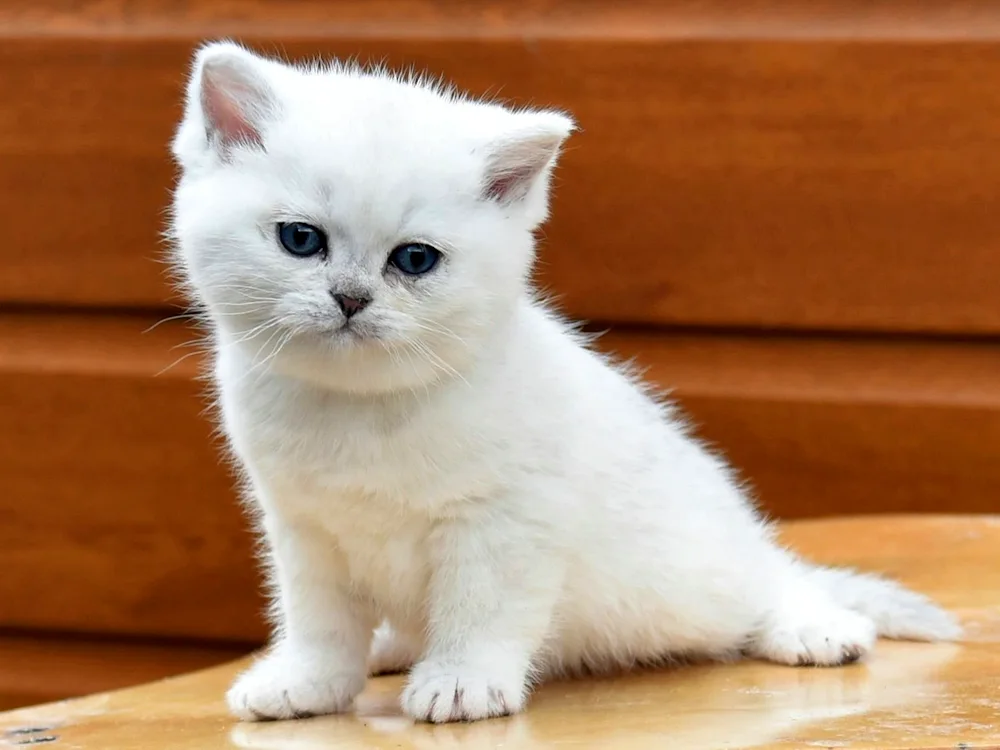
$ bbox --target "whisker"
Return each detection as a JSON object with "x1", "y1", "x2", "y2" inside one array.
[
  {"x1": 407, "y1": 338, "x2": 469, "y2": 388},
  {"x1": 154, "y1": 349, "x2": 204, "y2": 378},
  {"x1": 143, "y1": 313, "x2": 199, "y2": 334},
  {"x1": 410, "y1": 319, "x2": 467, "y2": 346}
]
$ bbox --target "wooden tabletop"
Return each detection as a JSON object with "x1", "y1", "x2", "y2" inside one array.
[{"x1": 1, "y1": 515, "x2": 997, "y2": 749}]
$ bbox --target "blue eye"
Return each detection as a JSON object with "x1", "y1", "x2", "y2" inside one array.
[
  {"x1": 277, "y1": 222, "x2": 327, "y2": 258},
  {"x1": 389, "y1": 243, "x2": 441, "y2": 275}
]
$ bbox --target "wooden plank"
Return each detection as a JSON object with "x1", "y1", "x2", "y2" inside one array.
[
  {"x1": 4, "y1": 2, "x2": 1000, "y2": 333},
  {"x1": 622, "y1": 331, "x2": 1000, "y2": 518},
  {"x1": 1, "y1": 516, "x2": 997, "y2": 750},
  {"x1": 0, "y1": 313, "x2": 266, "y2": 643},
  {"x1": 1, "y1": 312, "x2": 998, "y2": 643},
  {"x1": 0, "y1": 634, "x2": 248, "y2": 711}
]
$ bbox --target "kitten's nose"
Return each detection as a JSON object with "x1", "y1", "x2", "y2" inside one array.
[{"x1": 331, "y1": 292, "x2": 371, "y2": 319}]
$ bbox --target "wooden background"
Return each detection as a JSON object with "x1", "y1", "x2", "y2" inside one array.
[{"x1": 2, "y1": 0, "x2": 999, "y2": 709}]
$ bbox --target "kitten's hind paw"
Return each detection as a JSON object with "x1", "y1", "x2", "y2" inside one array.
[{"x1": 747, "y1": 603, "x2": 877, "y2": 667}]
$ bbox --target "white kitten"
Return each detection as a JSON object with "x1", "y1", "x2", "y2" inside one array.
[{"x1": 170, "y1": 42, "x2": 960, "y2": 725}]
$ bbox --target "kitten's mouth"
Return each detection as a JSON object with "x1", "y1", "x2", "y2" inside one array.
[
  {"x1": 328, "y1": 321, "x2": 379, "y2": 344},
  {"x1": 296, "y1": 317, "x2": 382, "y2": 348}
]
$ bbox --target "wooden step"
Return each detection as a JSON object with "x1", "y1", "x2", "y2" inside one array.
[
  {"x1": 1, "y1": 515, "x2": 995, "y2": 750},
  {"x1": 0, "y1": 634, "x2": 247, "y2": 711},
  {"x1": 1, "y1": 312, "x2": 998, "y2": 644}
]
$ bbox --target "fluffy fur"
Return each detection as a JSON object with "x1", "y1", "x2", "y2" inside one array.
[{"x1": 169, "y1": 42, "x2": 961, "y2": 725}]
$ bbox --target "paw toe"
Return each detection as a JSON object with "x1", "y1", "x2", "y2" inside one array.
[
  {"x1": 751, "y1": 607, "x2": 877, "y2": 667},
  {"x1": 227, "y1": 652, "x2": 365, "y2": 721},
  {"x1": 402, "y1": 663, "x2": 524, "y2": 723}
]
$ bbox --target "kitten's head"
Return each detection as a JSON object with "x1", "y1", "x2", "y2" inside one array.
[{"x1": 170, "y1": 42, "x2": 573, "y2": 394}]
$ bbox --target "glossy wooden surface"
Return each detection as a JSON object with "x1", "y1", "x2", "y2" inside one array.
[
  {"x1": 0, "y1": 515, "x2": 996, "y2": 749},
  {"x1": 0, "y1": 635, "x2": 246, "y2": 711},
  {"x1": 7, "y1": 1, "x2": 1000, "y2": 333},
  {"x1": 3, "y1": 314, "x2": 1000, "y2": 644}
]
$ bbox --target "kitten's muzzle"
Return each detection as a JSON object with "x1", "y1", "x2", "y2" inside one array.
[{"x1": 331, "y1": 292, "x2": 371, "y2": 319}]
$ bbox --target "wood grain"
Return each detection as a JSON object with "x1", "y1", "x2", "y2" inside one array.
[
  {"x1": 0, "y1": 313, "x2": 265, "y2": 643},
  {"x1": 0, "y1": 634, "x2": 248, "y2": 711},
  {"x1": 624, "y1": 331, "x2": 1000, "y2": 518},
  {"x1": 1, "y1": 515, "x2": 997, "y2": 750},
  {"x1": 5, "y1": 1, "x2": 1000, "y2": 333},
  {"x1": 1, "y1": 313, "x2": 997, "y2": 643}
]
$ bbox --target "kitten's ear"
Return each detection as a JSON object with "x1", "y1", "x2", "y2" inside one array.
[
  {"x1": 173, "y1": 42, "x2": 278, "y2": 164},
  {"x1": 481, "y1": 111, "x2": 575, "y2": 209}
]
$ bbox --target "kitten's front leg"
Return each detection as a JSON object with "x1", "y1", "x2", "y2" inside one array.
[
  {"x1": 228, "y1": 509, "x2": 374, "y2": 721},
  {"x1": 402, "y1": 512, "x2": 562, "y2": 723}
]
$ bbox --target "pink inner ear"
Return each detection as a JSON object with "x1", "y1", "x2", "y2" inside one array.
[
  {"x1": 203, "y1": 88, "x2": 263, "y2": 148},
  {"x1": 481, "y1": 130, "x2": 566, "y2": 205},
  {"x1": 484, "y1": 164, "x2": 539, "y2": 203},
  {"x1": 199, "y1": 62, "x2": 267, "y2": 152}
]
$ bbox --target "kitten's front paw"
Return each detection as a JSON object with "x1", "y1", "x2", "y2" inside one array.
[
  {"x1": 750, "y1": 605, "x2": 877, "y2": 667},
  {"x1": 227, "y1": 649, "x2": 366, "y2": 721},
  {"x1": 401, "y1": 660, "x2": 527, "y2": 723}
]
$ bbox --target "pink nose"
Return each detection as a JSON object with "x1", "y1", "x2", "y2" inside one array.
[{"x1": 331, "y1": 293, "x2": 370, "y2": 318}]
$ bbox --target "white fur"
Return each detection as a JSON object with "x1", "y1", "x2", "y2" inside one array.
[{"x1": 169, "y1": 42, "x2": 961, "y2": 725}]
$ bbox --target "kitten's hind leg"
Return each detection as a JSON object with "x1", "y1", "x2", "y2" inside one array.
[
  {"x1": 368, "y1": 622, "x2": 422, "y2": 676},
  {"x1": 745, "y1": 562, "x2": 877, "y2": 667}
]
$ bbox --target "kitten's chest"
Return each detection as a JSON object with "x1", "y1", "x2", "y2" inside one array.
[
  {"x1": 229, "y1": 380, "x2": 438, "y2": 620},
  {"x1": 328, "y1": 507, "x2": 432, "y2": 624},
  {"x1": 222, "y1": 369, "x2": 492, "y2": 509}
]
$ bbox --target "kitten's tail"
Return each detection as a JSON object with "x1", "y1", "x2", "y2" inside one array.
[{"x1": 806, "y1": 564, "x2": 962, "y2": 642}]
